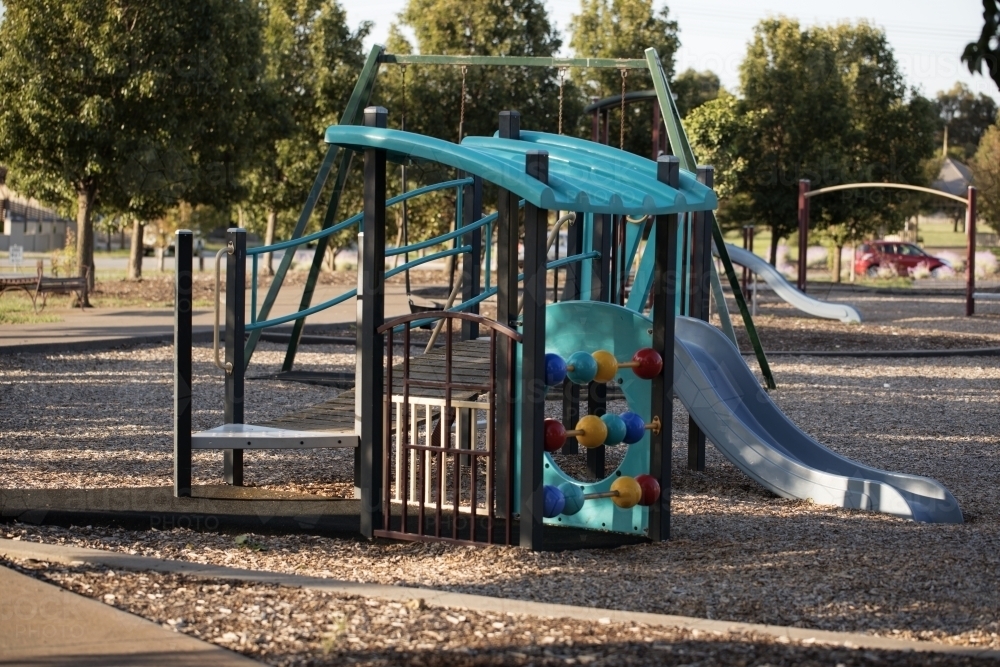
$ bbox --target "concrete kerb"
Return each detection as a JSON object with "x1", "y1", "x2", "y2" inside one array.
[{"x1": 2, "y1": 538, "x2": 997, "y2": 659}]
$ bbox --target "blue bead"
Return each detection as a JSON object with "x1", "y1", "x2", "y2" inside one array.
[
  {"x1": 601, "y1": 413, "x2": 627, "y2": 446},
  {"x1": 559, "y1": 483, "x2": 585, "y2": 516},
  {"x1": 544, "y1": 353, "x2": 568, "y2": 386},
  {"x1": 566, "y1": 351, "x2": 598, "y2": 385},
  {"x1": 543, "y1": 485, "x2": 566, "y2": 518},
  {"x1": 620, "y1": 411, "x2": 646, "y2": 444}
]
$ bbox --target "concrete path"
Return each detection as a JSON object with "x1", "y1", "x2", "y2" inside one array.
[
  {"x1": 2, "y1": 538, "x2": 997, "y2": 660},
  {"x1": 0, "y1": 563, "x2": 259, "y2": 666},
  {"x1": 0, "y1": 284, "x2": 422, "y2": 352}
]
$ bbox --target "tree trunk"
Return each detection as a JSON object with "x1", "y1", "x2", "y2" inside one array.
[
  {"x1": 769, "y1": 232, "x2": 779, "y2": 266},
  {"x1": 128, "y1": 219, "x2": 144, "y2": 281},
  {"x1": 833, "y1": 244, "x2": 843, "y2": 284},
  {"x1": 75, "y1": 188, "x2": 95, "y2": 303},
  {"x1": 263, "y1": 207, "x2": 277, "y2": 276}
]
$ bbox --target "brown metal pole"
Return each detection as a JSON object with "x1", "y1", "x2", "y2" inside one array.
[
  {"x1": 590, "y1": 98, "x2": 600, "y2": 143},
  {"x1": 651, "y1": 102, "x2": 661, "y2": 160},
  {"x1": 742, "y1": 226, "x2": 750, "y2": 298},
  {"x1": 967, "y1": 186, "x2": 977, "y2": 317},
  {"x1": 798, "y1": 179, "x2": 810, "y2": 292}
]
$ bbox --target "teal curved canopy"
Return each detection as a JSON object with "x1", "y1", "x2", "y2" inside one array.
[{"x1": 324, "y1": 126, "x2": 716, "y2": 215}]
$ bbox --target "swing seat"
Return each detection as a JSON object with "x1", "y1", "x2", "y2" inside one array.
[{"x1": 408, "y1": 297, "x2": 442, "y2": 329}]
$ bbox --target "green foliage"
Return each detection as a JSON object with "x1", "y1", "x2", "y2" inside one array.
[
  {"x1": 379, "y1": 0, "x2": 576, "y2": 242},
  {"x1": 972, "y1": 122, "x2": 1000, "y2": 234},
  {"x1": 688, "y1": 18, "x2": 935, "y2": 264},
  {"x1": 672, "y1": 69, "x2": 721, "y2": 118},
  {"x1": 963, "y1": 0, "x2": 1000, "y2": 91},
  {"x1": 568, "y1": 0, "x2": 679, "y2": 158},
  {"x1": 935, "y1": 82, "x2": 999, "y2": 160},
  {"x1": 241, "y1": 0, "x2": 371, "y2": 251},
  {"x1": 0, "y1": 0, "x2": 266, "y2": 284}
]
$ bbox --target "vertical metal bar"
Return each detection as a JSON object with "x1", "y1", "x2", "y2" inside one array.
[
  {"x1": 652, "y1": 102, "x2": 662, "y2": 160},
  {"x1": 520, "y1": 150, "x2": 549, "y2": 551},
  {"x1": 251, "y1": 254, "x2": 258, "y2": 325},
  {"x1": 687, "y1": 167, "x2": 713, "y2": 473},
  {"x1": 560, "y1": 379, "x2": 580, "y2": 455},
  {"x1": 402, "y1": 324, "x2": 411, "y2": 531},
  {"x1": 587, "y1": 382, "x2": 606, "y2": 478},
  {"x1": 353, "y1": 233, "x2": 365, "y2": 500},
  {"x1": 592, "y1": 214, "x2": 611, "y2": 302},
  {"x1": 561, "y1": 211, "x2": 583, "y2": 302},
  {"x1": 649, "y1": 155, "x2": 679, "y2": 542},
  {"x1": 487, "y1": 330, "x2": 497, "y2": 543},
  {"x1": 742, "y1": 226, "x2": 750, "y2": 298},
  {"x1": 173, "y1": 230, "x2": 193, "y2": 498},
  {"x1": 462, "y1": 176, "x2": 483, "y2": 341},
  {"x1": 224, "y1": 228, "x2": 246, "y2": 486},
  {"x1": 590, "y1": 99, "x2": 599, "y2": 142},
  {"x1": 359, "y1": 106, "x2": 388, "y2": 538},
  {"x1": 384, "y1": 327, "x2": 393, "y2": 532},
  {"x1": 967, "y1": 186, "x2": 977, "y2": 317},
  {"x1": 798, "y1": 179, "x2": 810, "y2": 293},
  {"x1": 495, "y1": 111, "x2": 520, "y2": 519},
  {"x1": 484, "y1": 220, "x2": 493, "y2": 294}
]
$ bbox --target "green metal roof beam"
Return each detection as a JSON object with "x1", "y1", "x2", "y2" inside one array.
[{"x1": 380, "y1": 54, "x2": 649, "y2": 68}]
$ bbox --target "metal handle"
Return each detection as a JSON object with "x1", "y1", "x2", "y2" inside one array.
[{"x1": 213, "y1": 244, "x2": 233, "y2": 374}]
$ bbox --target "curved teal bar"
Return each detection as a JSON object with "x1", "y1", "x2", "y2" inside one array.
[{"x1": 323, "y1": 126, "x2": 711, "y2": 216}]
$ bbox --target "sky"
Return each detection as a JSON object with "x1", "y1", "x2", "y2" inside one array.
[{"x1": 339, "y1": 0, "x2": 1000, "y2": 102}]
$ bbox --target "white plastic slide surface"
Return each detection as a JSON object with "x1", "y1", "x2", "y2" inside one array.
[
  {"x1": 674, "y1": 316, "x2": 963, "y2": 523},
  {"x1": 721, "y1": 244, "x2": 862, "y2": 323}
]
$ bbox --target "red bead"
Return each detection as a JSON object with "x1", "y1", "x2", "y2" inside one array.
[
  {"x1": 544, "y1": 419, "x2": 567, "y2": 452},
  {"x1": 631, "y1": 348, "x2": 663, "y2": 379},
  {"x1": 635, "y1": 474, "x2": 661, "y2": 506}
]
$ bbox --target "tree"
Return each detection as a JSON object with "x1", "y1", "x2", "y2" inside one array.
[
  {"x1": 935, "y1": 83, "x2": 999, "y2": 161},
  {"x1": 672, "y1": 68, "x2": 721, "y2": 118},
  {"x1": 814, "y1": 22, "x2": 937, "y2": 281},
  {"x1": 242, "y1": 0, "x2": 370, "y2": 274},
  {"x1": 0, "y1": 0, "x2": 264, "y2": 291},
  {"x1": 569, "y1": 0, "x2": 680, "y2": 157},
  {"x1": 963, "y1": 0, "x2": 1000, "y2": 91},
  {"x1": 973, "y1": 123, "x2": 1000, "y2": 234},
  {"x1": 380, "y1": 0, "x2": 578, "y2": 245}
]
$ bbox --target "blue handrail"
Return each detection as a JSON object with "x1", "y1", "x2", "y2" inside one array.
[
  {"x1": 387, "y1": 212, "x2": 497, "y2": 257},
  {"x1": 247, "y1": 177, "x2": 474, "y2": 257},
  {"x1": 385, "y1": 246, "x2": 472, "y2": 279},
  {"x1": 246, "y1": 288, "x2": 358, "y2": 332}
]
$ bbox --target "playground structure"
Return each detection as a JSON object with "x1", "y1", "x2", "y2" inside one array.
[{"x1": 172, "y1": 47, "x2": 964, "y2": 553}]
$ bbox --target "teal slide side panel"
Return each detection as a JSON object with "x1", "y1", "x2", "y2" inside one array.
[
  {"x1": 514, "y1": 301, "x2": 657, "y2": 535},
  {"x1": 500, "y1": 131, "x2": 718, "y2": 212}
]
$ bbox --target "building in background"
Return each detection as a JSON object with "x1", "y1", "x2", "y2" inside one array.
[{"x1": 0, "y1": 168, "x2": 76, "y2": 252}]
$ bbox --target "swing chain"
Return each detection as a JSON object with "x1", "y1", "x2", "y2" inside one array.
[
  {"x1": 619, "y1": 68, "x2": 628, "y2": 150},
  {"x1": 400, "y1": 65, "x2": 407, "y2": 131},
  {"x1": 557, "y1": 67, "x2": 567, "y2": 135},
  {"x1": 458, "y1": 65, "x2": 468, "y2": 142}
]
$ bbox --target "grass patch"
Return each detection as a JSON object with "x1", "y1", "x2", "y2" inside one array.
[{"x1": 0, "y1": 293, "x2": 63, "y2": 324}]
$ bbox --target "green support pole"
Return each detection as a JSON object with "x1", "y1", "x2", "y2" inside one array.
[
  {"x1": 244, "y1": 44, "x2": 384, "y2": 368},
  {"x1": 644, "y1": 48, "x2": 775, "y2": 390}
]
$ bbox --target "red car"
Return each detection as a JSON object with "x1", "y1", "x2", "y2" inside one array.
[{"x1": 855, "y1": 241, "x2": 948, "y2": 277}]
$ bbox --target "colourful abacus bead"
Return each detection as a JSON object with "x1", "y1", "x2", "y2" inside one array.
[
  {"x1": 544, "y1": 353, "x2": 568, "y2": 386},
  {"x1": 600, "y1": 413, "x2": 627, "y2": 446},
  {"x1": 559, "y1": 483, "x2": 585, "y2": 516},
  {"x1": 620, "y1": 412, "x2": 646, "y2": 444},
  {"x1": 566, "y1": 351, "x2": 598, "y2": 385},
  {"x1": 630, "y1": 348, "x2": 663, "y2": 380},
  {"x1": 575, "y1": 414, "x2": 608, "y2": 449},
  {"x1": 610, "y1": 476, "x2": 643, "y2": 509},
  {"x1": 543, "y1": 419, "x2": 567, "y2": 452},
  {"x1": 634, "y1": 474, "x2": 661, "y2": 506},
  {"x1": 592, "y1": 349, "x2": 618, "y2": 383},
  {"x1": 543, "y1": 485, "x2": 566, "y2": 518}
]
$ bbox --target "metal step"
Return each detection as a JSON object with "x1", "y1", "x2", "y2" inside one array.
[{"x1": 192, "y1": 424, "x2": 357, "y2": 449}]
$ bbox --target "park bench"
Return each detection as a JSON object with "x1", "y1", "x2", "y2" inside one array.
[{"x1": 0, "y1": 260, "x2": 88, "y2": 312}]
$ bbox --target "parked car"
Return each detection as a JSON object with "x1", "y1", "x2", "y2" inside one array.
[{"x1": 855, "y1": 241, "x2": 948, "y2": 277}]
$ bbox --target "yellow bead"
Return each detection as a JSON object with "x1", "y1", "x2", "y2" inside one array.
[
  {"x1": 611, "y1": 476, "x2": 642, "y2": 509},
  {"x1": 575, "y1": 415, "x2": 608, "y2": 449},
  {"x1": 591, "y1": 349, "x2": 618, "y2": 384}
]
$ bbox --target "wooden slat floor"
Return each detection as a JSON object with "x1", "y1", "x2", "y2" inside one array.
[{"x1": 262, "y1": 337, "x2": 494, "y2": 433}]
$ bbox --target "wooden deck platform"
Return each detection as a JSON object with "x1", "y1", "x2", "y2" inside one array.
[{"x1": 262, "y1": 337, "x2": 494, "y2": 433}]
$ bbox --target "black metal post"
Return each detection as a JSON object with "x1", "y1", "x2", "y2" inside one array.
[
  {"x1": 461, "y1": 174, "x2": 483, "y2": 341},
  {"x1": 587, "y1": 382, "x2": 606, "y2": 478},
  {"x1": 224, "y1": 228, "x2": 246, "y2": 486},
  {"x1": 520, "y1": 150, "x2": 549, "y2": 551},
  {"x1": 650, "y1": 155, "x2": 679, "y2": 542},
  {"x1": 495, "y1": 111, "x2": 521, "y2": 517},
  {"x1": 687, "y1": 167, "x2": 713, "y2": 472},
  {"x1": 561, "y1": 380, "x2": 580, "y2": 455},
  {"x1": 174, "y1": 230, "x2": 193, "y2": 497},
  {"x1": 359, "y1": 106, "x2": 388, "y2": 538}
]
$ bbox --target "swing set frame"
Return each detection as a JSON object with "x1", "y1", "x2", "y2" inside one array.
[{"x1": 243, "y1": 46, "x2": 775, "y2": 390}]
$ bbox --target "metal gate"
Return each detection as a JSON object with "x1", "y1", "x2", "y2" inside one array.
[{"x1": 374, "y1": 311, "x2": 519, "y2": 546}]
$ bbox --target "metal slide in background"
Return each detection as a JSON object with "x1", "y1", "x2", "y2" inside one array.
[
  {"x1": 722, "y1": 244, "x2": 863, "y2": 324},
  {"x1": 674, "y1": 315, "x2": 963, "y2": 524}
]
